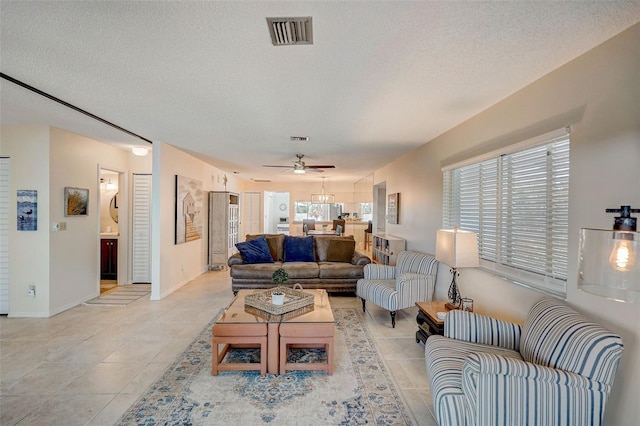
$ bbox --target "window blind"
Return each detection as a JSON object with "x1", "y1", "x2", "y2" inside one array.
[{"x1": 443, "y1": 130, "x2": 570, "y2": 297}]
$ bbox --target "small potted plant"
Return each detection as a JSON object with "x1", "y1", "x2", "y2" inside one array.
[
  {"x1": 271, "y1": 267, "x2": 288, "y2": 305},
  {"x1": 272, "y1": 267, "x2": 289, "y2": 285}
]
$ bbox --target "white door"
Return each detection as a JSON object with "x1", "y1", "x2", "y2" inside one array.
[
  {"x1": 132, "y1": 174, "x2": 152, "y2": 283},
  {"x1": 0, "y1": 157, "x2": 9, "y2": 313},
  {"x1": 243, "y1": 192, "x2": 261, "y2": 237}
]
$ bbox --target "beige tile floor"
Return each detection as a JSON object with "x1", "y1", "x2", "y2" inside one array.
[{"x1": 1, "y1": 272, "x2": 437, "y2": 426}]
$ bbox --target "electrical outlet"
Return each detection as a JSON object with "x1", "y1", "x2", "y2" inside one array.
[{"x1": 27, "y1": 283, "x2": 36, "y2": 297}]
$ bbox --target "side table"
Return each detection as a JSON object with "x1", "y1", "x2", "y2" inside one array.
[{"x1": 415, "y1": 301, "x2": 449, "y2": 344}]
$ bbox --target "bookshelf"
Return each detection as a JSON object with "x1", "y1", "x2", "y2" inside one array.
[{"x1": 372, "y1": 234, "x2": 406, "y2": 266}]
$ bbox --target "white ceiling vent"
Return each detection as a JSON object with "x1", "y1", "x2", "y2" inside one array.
[{"x1": 267, "y1": 17, "x2": 313, "y2": 46}]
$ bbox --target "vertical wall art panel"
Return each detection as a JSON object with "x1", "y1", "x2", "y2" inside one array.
[
  {"x1": 387, "y1": 192, "x2": 399, "y2": 224},
  {"x1": 175, "y1": 175, "x2": 204, "y2": 245},
  {"x1": 17, "y1": 190, "x2": 37, "y2": 231}
]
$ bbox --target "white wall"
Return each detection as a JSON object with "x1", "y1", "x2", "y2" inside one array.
[
  {"x1": 49, "y1": 128, "x2": 133, "y2": 314},
  {"x1": 1, "y1": 126, "x2": 51, "y2": 316},
  {"x1": 374, "y1": 23, "x2": 640, "y2": 424},
  {"x1": 151, "y1": 142, "x2": 242, "y2": 300}
]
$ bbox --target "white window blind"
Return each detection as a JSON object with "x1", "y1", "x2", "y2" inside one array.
[{"x1": 443, "y1": 129, "x2": 570, "y2": 297}]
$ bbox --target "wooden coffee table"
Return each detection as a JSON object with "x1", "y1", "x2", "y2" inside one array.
[{"x1": 212, "y1": 289, "x2": 334, "y2": 376}]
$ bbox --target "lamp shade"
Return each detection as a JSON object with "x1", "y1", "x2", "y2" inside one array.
[
  {"x1": 435, "y1": 228, "x2": 479, "y2": 268},
  {"x1": 578, "y1": 228, "x2": 639, "y2": 303}
]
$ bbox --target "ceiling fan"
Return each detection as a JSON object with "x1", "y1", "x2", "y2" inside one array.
[{"x1": 263, "y1": 154, "x2": 335, "y2": 174}]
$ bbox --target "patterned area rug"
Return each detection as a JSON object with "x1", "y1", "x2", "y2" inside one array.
[
  {"x1": 84, "y1": 284, "x2": 151, "y2": 306},
  {"x1": 118, "y1": 308, "x2": 414, "y2": 425}
]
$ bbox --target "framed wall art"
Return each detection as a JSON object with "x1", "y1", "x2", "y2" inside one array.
[
  {"x1": 17, "y1": 190, "x2": 37, "y2": 231},
  {"x1": 64, "y1": 187, "x2": 89, "y2": 216},
  {"x1": 175, "y1": 175, "x2": 204, "y2": 244},
  {"x1": 387, "y1": 192, "x2": 399, "y2": 224}
]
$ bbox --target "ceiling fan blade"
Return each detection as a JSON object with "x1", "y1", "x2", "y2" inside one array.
[
  {"x1": 262, "y1": 165, "x2": 292, "y2": 168},
  {"x1": 306, "y1": 165, "x2": 335, "y2": 169},
  {"x1": 306, "y1": 168, "x2": 324, "y2": 173}
]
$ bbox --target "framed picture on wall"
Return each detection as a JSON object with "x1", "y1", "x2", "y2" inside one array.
[
  {"x1": 174, "y1": 175, "x2": 204, "y2": 244},
  {"x1": 64, "y1": 187, "x2": 89, "y2": 216},
  {"x1": 387, "y1": 193, "x2": 399, "y2": 224},
  {"x1": 17, "y1": 190, "x2": 37, "y2": 230}
]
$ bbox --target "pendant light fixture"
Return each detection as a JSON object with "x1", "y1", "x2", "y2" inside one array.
[
  {"x1": 579, "y1": 205, "x2": 639, "y2": 303},
  {"x1": 311, "y1": 177, "x2": 335, "y2": 204}
]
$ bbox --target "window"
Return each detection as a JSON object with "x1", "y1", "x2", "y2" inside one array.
[
  {"x1": 293, "y1": 202, "x2": 344, "y2": 221},
  {"x1": 359, "y1": 202, "x2": 373, "y2": 222},
  {"x1": 443, "y1": 128, "x2": 570, "y2": 297}
]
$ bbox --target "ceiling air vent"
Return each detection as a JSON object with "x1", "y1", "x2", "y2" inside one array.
[
  {"x1": 290, "y1": 136, "x2": 309, "y2": 142},
  {"x1": 267, "y1": 17, "x2": 313, "y2": 46}
]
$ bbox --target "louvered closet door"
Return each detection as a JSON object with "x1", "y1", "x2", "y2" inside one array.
[
  {"x1": 132, "y1": 174, "x2": 152, "y2": 283},
  {"x1": 0, "y1": 157, "x2": 9, "y2": 314},
  {"x1": 242, "y1": 192, "x2": 261, "y2": 237}
]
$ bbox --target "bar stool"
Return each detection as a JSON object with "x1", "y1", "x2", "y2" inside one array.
[{"x1": 364, "y1": 221, "x2": 373, "y2": 250}]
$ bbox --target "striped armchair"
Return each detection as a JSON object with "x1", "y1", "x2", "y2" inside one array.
[
  {"x1": 425, "y1": 298, "x2": 624, "y2": 426},
  {"x1": 356, "y1": 251, "x2": 438, "y2": 328}
]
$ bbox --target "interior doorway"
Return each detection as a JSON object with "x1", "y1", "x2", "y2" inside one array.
[
  {"x1": 373, "y1": 182, "x2": 386, "y2": 235},
  {"x1": 264, "y1": 191, "x2": 290, "y2": 235},
  {"x1": 98, "y1": 168, "x2": 124, "y2": 292}
]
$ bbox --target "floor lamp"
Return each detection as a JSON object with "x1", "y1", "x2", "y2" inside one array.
[{"x1": 435, "y1": 228, "x2": 479, "y2": 309}]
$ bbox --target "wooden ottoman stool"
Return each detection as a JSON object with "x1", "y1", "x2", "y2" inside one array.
[
  {"x1": 212, "y1": 322, "x2": 268, "y2": 376},
  {"x1": 279, "y1": 322, "x2": 335, "y2": 375}
]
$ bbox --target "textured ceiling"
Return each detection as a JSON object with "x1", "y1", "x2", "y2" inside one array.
[{"x1": 1, "y1": 1, "x2": 639, "y2": 182}]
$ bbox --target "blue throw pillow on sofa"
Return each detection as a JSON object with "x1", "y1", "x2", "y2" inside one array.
[
  {"x1": 284, "y1": 236, "x2": 315, "y2": 262},
  {"x1": 235, "y1": 236, "x2": 274, "y2": 264}
]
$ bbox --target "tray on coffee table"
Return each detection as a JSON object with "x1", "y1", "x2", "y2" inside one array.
[{"x1": 244, "y1": 286, "x2": 314, "y2": 320}]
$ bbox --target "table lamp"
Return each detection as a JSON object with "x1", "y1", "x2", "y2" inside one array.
[{"x1": 435, "y1": 227, "x2": 479, "y2": 309}]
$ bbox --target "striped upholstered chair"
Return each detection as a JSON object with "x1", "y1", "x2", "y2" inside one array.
[
  {"x1": 425, "y1": 298, "x2": 624, "y2": 426},
  {"x1": 356, "y1": 251, "x2": 438, "y2": 328}
]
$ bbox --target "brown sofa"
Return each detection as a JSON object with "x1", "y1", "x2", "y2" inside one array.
[{"x1": 228, "y1": 233, "x2": 371, "y2": 294}]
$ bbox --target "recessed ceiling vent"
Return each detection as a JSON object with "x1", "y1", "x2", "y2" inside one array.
[
  {"x1": 290, "y1": 136, "x2": 309, "y2": 142},
  {"x1": 267, "y1": 17, "x2": 313, "y2": 46}
]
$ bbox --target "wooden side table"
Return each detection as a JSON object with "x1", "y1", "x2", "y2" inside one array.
[{"x1": 415, "y1": 301, "x2": 449, "y2": 344}]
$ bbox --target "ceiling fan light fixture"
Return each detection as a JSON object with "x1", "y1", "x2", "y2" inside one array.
[{"x1": 293, "y1": 169, "x2": 305, "y2": 174}]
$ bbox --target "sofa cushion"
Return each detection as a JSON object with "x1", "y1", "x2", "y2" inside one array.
[
  {"x1": 235, "y1": 236, "x2": 274, "y2": 264},
  {"x1": 246, "y1": 234, "x2": 284, "y2": 261},
  {"x1": 315, "y1": 235, "x2": 354, "y2": 262},
  {"x1": 230, "y1": 261, "x2": 284, "y2": 279},
  {"x1": 281, "y1": 262, "x2": 319, "y2": 279},
  {"x1": 284, "y1": 236, "x2": 315, "y2": 262},
  {"x1": 318, "y1": 262, "x2": 364, "y2": 280},
  {"x1": 326, "y1": 238, "x2": 356, "y2": 262}
]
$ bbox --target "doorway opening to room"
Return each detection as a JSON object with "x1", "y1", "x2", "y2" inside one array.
[
  {"x1": 264, "y1": 191, "x2": 290, "y2": 235},
  {"x1": 373, "y1": 182, "x2": 386, "y2": 235},
  {"x1": 99, "y1": 169, "x2": 121, "y2": 293}
]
